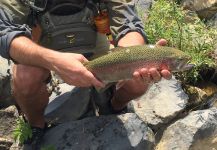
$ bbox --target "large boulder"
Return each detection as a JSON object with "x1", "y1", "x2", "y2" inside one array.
[
  {"x1": 45, "y1": 86, "x2": 91, "y2": 123},
  {"x1": 41, "y1": 113, "x2": 155, "y2": 150},
  {"x1": 132, "y1": 77, "x2": 189, "y2": 131},
  {"x1": 182, "y1": 0, "x2": 217, "y2": 19},
  {"x1": 156, "y1": 107, "x2": 217, "y2": 150}
]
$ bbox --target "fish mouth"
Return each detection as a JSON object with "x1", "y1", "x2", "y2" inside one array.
[
  {"x1": 175, "y1": 58, "x2": 194, "y2": 72},
  {"x1": 180, "y1": 64, "x2": 195, "y2": 71},
  {"x1": 176, "y1": 56, "x2": 193, "y2": 71},
  {"x1": 181, "y1": 56, "x2": 194, "y2": 71}
]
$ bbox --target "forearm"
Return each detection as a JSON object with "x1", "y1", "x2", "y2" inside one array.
[
  {"x1": 117, "y1": 32, "x2": 146, "y2": 47},
  {"x1": 9, "y1": 36, "x2": 57, "y2": 70}
]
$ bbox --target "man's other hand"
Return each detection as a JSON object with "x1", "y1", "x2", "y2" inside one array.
[
  {"x1": 132, "y1": 39, "x2": 172, "y2": 84},
  {"x1": 51, "y1": 53, "x2": 104, "y2": 88}
]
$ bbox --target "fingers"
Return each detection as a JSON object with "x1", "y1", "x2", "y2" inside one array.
[
  {"x1": 140, "y1": 68, "x2": 151, "y2": 84},
  {"x1": 83, "y1": 70, "x2": 105, "y2": 88},
  {"x1": 73, "y1": 53, "x2": 89, "y2": 63},
  {"x1": 147, "y1": 68, "x2": 172, "y2": 82},
  {"x1": 133, "y1": 71, "x2": 141, "y2": 81},
  {"x1": 161, "y1": 69, "x2": 172, "y2": 80},
  {"x1": 72, "y1": 54, "x2": 104, "y2": 87},
  {"x1": 156, "y1": 39, "x2": 168, "y2": 46},
  {"x1": 133, "y1": 69, "x2": 152, "y2": 84},
  {"x1": 74, "y1": 54, "x2": 105, "y2": 87},
  {"x1": 149, "y1": 68, "x2": 161, "y2": 82},
  {"x1": 133, "y1": 68, "x2": 172, "y2": 85}
]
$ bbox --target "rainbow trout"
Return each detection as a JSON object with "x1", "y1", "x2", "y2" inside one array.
[{"x1": 85, "y1": 45, "x2": 192, "y2": 84}]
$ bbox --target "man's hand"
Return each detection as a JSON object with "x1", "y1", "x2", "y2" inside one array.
[
  {"x1": 132, "y1": 39, "x2": 172, "y2": 84},
  {"x1": 118, "y1": 32, "x2": 172, "y2": 85},
  {"x1": 50, "y1": 52, "x2": 104, "y2": 88}
]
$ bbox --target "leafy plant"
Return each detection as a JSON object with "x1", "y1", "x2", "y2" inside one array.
[
  {"x1": 13, "y1": 117, "x2": 32, "y2": 144},
  {"x1": 138, "y1": 0, "x2": 217, "y2": 84}
]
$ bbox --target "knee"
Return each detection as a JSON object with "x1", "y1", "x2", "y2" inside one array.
[{"x1": 12, "y1": 65, "x2": 49, "y2": 96}]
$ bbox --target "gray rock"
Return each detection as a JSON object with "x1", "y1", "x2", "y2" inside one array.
[
  {"x1": 135, "y1": 0, "x2": 153, "y2": 22},
  {"x1": 182, "y1": 0, "x2": 217, "y2": 11},
  {"x1": 48, "y1": 83, "x2": 75, "y2": 102},
  {"x1": 156, "y1": 107, "x2": 217, "y2": 150},
  {"x1": 45, "y1": 86, "x2": 91, "y2": 124},
  {"x1": 208, "y1": 94, "x2": 217, "y2": 108},
  {"x1": 0, "y1": 106, "x2": 19, "y2": 150},
  {"x1": 132, "y1": 77, "x2": 189, "y2": 131},
  {"x1": 135, "y1": 0, "x2": 152, "y2": 10},
  {"x1": 182, "y1": 0, "x2": 217, "y2": 19},
  {"x1": 41, "y1": 113, "x2": 155, "y2": 150},
  {"x1": 208, "y1": 12, "x2": 217, "y2": 27},
  {"x1": 0, "y1": 56, "x2": 12, "y2": 77},
  {"x1": 0, "y1": 56, "x2": 13, "y2": 108}
]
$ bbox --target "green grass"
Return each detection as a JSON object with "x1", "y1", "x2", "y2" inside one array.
[
  {"x1": 138, "y1": 0, "x2": 217, "y2": 84},
  {"x1": 13, "y1": 117, "x2": 56, "y2": 149},
  {"x1": 13, "y1": 117, "x2": 32, "y2": 144}
]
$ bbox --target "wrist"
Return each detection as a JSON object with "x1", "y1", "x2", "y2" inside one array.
[{"x1": 41, "y1": 49, "x2": 60, "y2": 71}]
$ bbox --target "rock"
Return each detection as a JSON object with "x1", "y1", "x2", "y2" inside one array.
[
  {"x1": 132, "y1": 77, "x2": 188, "y2": 131},
  {"x1": 48, "y1": 83, "x2": 75, "y2": 102},
  {"x1": 214, "y1": 100, "x2": 217, "y2": 107},
  {"x1": 0, "y1": 56, "x2": 12, "y2": 77},
  {"x1": 208, "y1": 12, "x2": 217, "y2": 27},
  {"x1": 9, "y1": 141, "x2": 20, "y2": 150},
  {"x1": 156, "y1": 107, "x2": 217, "y2": 150},
  {"x1": 0, "y1": 106, "x2": 19, "y2": 150},
  {"x1": 182, "y1": 0, "x2": 217, "y2": 19},
  {"x1": 198, "y1": 82, "x2": 217, "y2": 97},
  {"x1": 184, "y1": 85, "x2": 209, "y2": 110},
  {"x1": 207, "y1": 94, "x2": 217, "y2": 108},
  {"x1": 0, "y1": 137, "x2": 13, "y2": 150},
  {"x1": 183, "y1": 10, "x2": 201, "y2": 23},
  {"x1": 45, "y1": 86, "x2": 91, "y2": 124},
  {"x1": 41, "y1": 113, "x2": 155, "y2": 150},
  {"x1": 135, "y1": 0, "x2": 153, "y2": 22},
  {"x1": 135, "y1": 0, "x2": 152, "y2": 10},
  {"x1": 0, "y1": 56, "x2": 13, "y2": 108}
]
